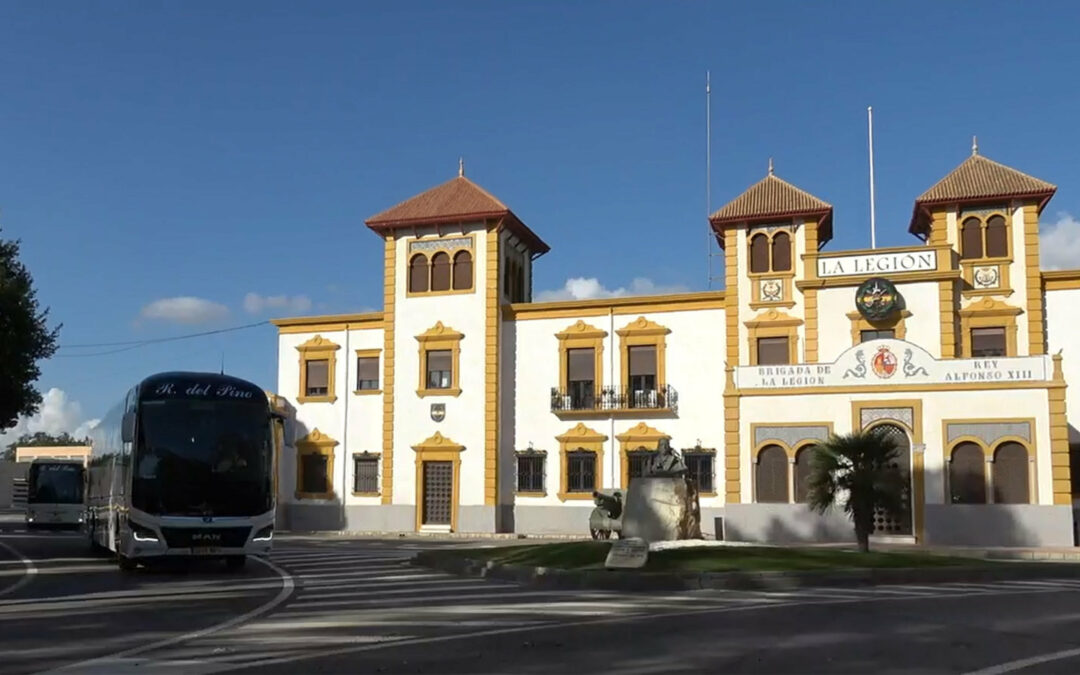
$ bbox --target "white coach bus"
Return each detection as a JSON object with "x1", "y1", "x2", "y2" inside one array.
[
  {"x1": 26, "y1": 459, "x2": 86, "y2": 529},
  {"x1": 87, "y1": 371, "x2": 284, "y2": 571}
]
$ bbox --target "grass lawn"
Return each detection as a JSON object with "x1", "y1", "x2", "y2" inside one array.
[{"x1": 437, "y1": 541, "x2": 1002, "y2": 573}]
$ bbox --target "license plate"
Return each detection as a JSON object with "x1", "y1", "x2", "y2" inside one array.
[{"x1": 191, "y1": 547, "x2": 220, "y2": 555}]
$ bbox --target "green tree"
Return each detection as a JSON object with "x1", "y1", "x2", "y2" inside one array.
[
  {"x1": 806, "y1": 428, "x2": 906, "y2": 553},
  {"x1": 0, "y1": 228, "x2": 60, "y2": 433}
]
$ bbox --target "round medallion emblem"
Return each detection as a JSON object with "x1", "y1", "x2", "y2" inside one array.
[
  {"x1": 871, "y1": 346, "x2": 898, "y2": 379},
  {"x1": 855, "y1": 277, "x2": 900, "y2": 321}
]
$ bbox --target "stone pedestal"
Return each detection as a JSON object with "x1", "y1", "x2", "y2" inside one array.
[{"x1": 621, "y1": 477, "x2": 702, "y2": 542}]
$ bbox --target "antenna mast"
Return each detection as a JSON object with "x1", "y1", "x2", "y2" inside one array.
[{"x1": 868, "y1": 106, "x2": 877, "y2": 250}]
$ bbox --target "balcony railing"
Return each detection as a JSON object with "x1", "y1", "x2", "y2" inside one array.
[{"x1": 550, "y1": 385, "x2": 678, "y2": 415}]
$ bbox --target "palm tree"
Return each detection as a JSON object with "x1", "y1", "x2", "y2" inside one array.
[{"x1": 806, "y1": 428, "x2": 906, "y2": 553}]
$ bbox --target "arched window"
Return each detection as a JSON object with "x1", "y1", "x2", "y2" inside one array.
[
  {"x1": 985, "y1": 215, "x2": 1008, "y2": 258},
  {"x1": 749, "y1": 234, "x2": 770, "y2": 273},
  {"x1": 430, "y1": 252, "x2": 451, "y2": 291},
  {"x1": 408, "y1": 254, "x2": 429, "y2": 293},
  {"x1": 793, "y1": 445, "x2": 818, "y2": 503},
  {"x1": 755, "y1": 445, "x2": 788, "y2": 503},
  {"x1": 993, "y1": 442, "x2": 1029, "y2": 504},
  {"x1": 949, "y1": 442, "x2": 986, "y2": 504},
  {"x1": 961, "y1": 217, "x2": 983, "y2": 260},
  {"x1": 452, "y1": 250, "x2": 472, "y2": 290},
  {"x1": 771, "y1": 232, "x2": 792, "y2": 272},
  {"x1": 868, "y1": 423, "x2": 912, "y2": 535}
]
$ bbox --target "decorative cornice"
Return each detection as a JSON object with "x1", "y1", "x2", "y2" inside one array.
[
  {"x1": 615, "y1": 316, "x2": 672, "y2": 337},
  {"x1": 555, "y1": 320, "x2": 608, "y2": 340},
  {"x1": 297, "y1": 335, "x2": 341, "y2": 351},
  {"x1": 555, "y1": 422, "x2": 609, "y2": 443},
  {"x1": 615, "y1": 421, "x2": 671, "y2": 443}
]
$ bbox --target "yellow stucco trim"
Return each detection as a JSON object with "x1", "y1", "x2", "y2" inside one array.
[
  {"x1": 295, "y1": 428, "x2": 338, "y2": 500},
  {"x1": 958, "y1": 297, "x2": 1023, "y2": 357},
  {"x1": 415, "y1": 321, "x2": 464, "y2": 398},
  {"x1": 750, "y1": 421, "x2": 835, "y2": 461},
  {"x1": 959, "y1": 260, "x2": 1013, "y2": 298},
  {"x1": 617, "y1": 316, "x2": 671, "y2": 390},
  {"x1": 484, "y1": 225, "x2": 500, "y2": 507},
  {"x1": 845, "y1": 309, "x2": 911, "y2": 346},
  {"x1": 1043, "y1": 269, "x2": 1080, "y2": 291},
  {"x1": 273, "y1": 312, "x2": 383, "y2": 331},
  {"x1": 405, "y1": 232, "x2": 477, "y2": 297},
  {"x1": 615, "y1": 422, "x2": 671, "y2": 490},
  {"x1": 852, "y1": 399, "x2": 924, "y2": 540},
  {"x1": 724, "y1": 228, "x2": 740, "y2": 504},
  {"x1": 1024, "y1": 204, "x2": 1046, "y2": 355},
  {"x1": 803, "y1": 218, "x2": 820, "y2": 363},
  {"x1": 353, "y1": 348, "x2": 382, "y2": 395},
  {"x1": 745, "y1": 309, "x2": 802, "y2": 365},
  {"x1": 556, "y1": 423, "x2": 607, "y2": 501},
  {"x1": 556, "y1": 320, "x2": 607, "y2": 394},
  {"x1": 296, "y1": 335, "x2": 339, "y2": 404},
  {"x1": 943, "y1": 420, "x2": 1038, "y2": 505},
  {"x1": 1049, "y1": 354, "x2": 1070, "y2": 504},
  {"x1": 412, "y1": 432, "x2": 464, "y2": 532},
  {"x1": 504, "y1": 291, "x2": 726, "y2": 320},
  {"x1": 929, "y1": 209, "x2": 958, "y2": 359},
  {"x1": 381, "y1": 236, "x2": 396, "y2": 503}
]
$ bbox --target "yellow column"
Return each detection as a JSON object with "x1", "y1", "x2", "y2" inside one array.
[
  {"x1": 1049, "y1": 353, "x2": 1071, "y2": 505},
  {"x1": 484, "y1": 225, "x2": 500, "y2": 507},
  {"x1": 723, "y1": 227, "x2": 741, "y2": 504},
  {"x1": 381, "y1": 236, "x2": 396, "y2": 503},
  {"x1": 1025, "y1": 204, "x2": 1046, "y2": 355}
]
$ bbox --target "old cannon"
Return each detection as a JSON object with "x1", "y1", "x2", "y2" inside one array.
[{"x1": 589, "y1": 488, "x2": 623, "y2": 540}]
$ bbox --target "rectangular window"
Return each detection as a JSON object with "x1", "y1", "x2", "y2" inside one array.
[
  {"x1": 685, "y1": 452, "x2": 715, "y2": 493},
  {"x1": 627, "y1": 450, "x2": 653, "y2": 484},
  {"x1": 516, "y1": 453, "x2": 545, "y2": 493},
  {"x1": 566, "y1": 451, "x2": 596, "y2": 493},
  {"x1": 426, "y1": 349, "x2": 453, "y2": 389},
  {"x1": 860, "y1": 329, "x2": 895, "y2": 342},
  {"x1": 305, "y1": 359, "x2": 329, "y2": 396},
  {"x1": 356, "y1": 356, "x2": 379, "y2": 391},
  {"x1": 971, "y1": 327, "x2": 1006, "y2": 357},
  {"x1": 628, "y1": 345, "x2": 657, "y2": 392},
  {"x1": 352, "y1": 454, "x2": 379, "y2": 494},
  {"x1": 301, "y1": 453, "x2": 329, "y2": 495},
  {"x1": 757, "y1": 337, "x2": 790, "y2": 365},
  {"x1": 567, "y1": 348, "x2": 595, "y2": 409}
]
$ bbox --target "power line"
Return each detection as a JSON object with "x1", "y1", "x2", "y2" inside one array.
[{"x1": 54, "y1": 320, "x2": 271, "y2": 357}]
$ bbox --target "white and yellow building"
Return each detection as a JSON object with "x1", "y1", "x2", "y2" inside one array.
[{"x1": 273, "y1": 150, "x2": 1080, "y2": 547}]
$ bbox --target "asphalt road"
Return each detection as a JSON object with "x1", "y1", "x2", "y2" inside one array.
[{"x1": 3, "y1": 516, "x2": 1080, "y2": 674}]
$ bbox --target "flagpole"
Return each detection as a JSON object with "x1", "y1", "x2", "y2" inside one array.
[{"x1": 868, "y1": 106, "x2": 877, "y2": 250}]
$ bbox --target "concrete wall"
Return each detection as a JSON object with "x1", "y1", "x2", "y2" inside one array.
[
  {"x1": 923, "y1": 504, "x2": 1074, "y2": 547},
  {"x1": 722, "y1": 504, "x2": 855, "y2": 543},
  {"x1": 0, "y1": 462, "x2": 28, "y2": 509}
]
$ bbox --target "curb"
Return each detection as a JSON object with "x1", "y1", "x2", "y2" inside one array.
[{"x1": 412, "y1": 551, "x2": 1080, "y2": 592}]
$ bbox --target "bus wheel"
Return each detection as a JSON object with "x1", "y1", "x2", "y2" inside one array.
[
  {"x1": 225, "y1": 556, "x2": 247, "y2": 571},
  {"x1": 118, "y1": 555, "x2": 138, "y2": 572}
]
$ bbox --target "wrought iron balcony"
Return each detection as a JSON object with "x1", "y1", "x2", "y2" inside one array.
[{"x1": 550, "y1": 385, "x2": 678, "y2": 415}]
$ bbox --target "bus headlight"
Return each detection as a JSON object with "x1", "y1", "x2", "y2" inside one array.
[
  {"x1": 131, "y1": 523, "x2": 160, "y2": 543},
  {"x1": 252, "y1": 524, "x2": 273, "y2": 542}
]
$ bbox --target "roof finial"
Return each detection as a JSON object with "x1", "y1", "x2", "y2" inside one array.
[
  {"x1": 972, "y1": 135, "x2": 978, "y2": 156},
  {"x1": 768, "y1": 157, "x2": 774, "y2": 176},
  {"x1": 458, "y1": 157, "x2": 464, "y2": 177}
]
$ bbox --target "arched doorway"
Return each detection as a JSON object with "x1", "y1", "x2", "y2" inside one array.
[{"x1": 869, "y1": 422, "x2": 912, "y2": 536}]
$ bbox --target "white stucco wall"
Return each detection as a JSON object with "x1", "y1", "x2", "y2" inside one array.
[
  {"x1": 391, "y1": 225, "x2": 491, "y2": 509},
  {"x1": 816, "y1": 281, "x2": 941, "y2": 363},
  {"x1": 1046, "y1": 286, "x2": 1080, "y2": 443},
  {"x1": 739, "y1": 388, "x2": 1053, "y2": 506},
  {"x1": 1008, "y1": 204, "x2": 1031, "y2": 355},
  {"x1": 511, "y1": 308, "x2": 727, "y2": 508}
]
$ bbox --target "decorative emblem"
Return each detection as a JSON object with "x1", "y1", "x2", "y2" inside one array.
[
  {"x1": 430, "y1": 403, "x2": 446, "y2": 423},
  {"x1": 973, "y1": 266, "x2": 999, "y2": 289},
  {"x1": 760, "y1": 279, "x2": 783, "y2": 302},
  {"x1": 855, "y1": 277, "x2": 900, "y2": 321},
  {"x1": 843, "y1": 350, "x2": 868, "y2": 379},
  {"x1": 871, "y1": 346, "x2": 898, "y2": 379},
  {"x1": 902, "y1": 349, "x2": 929, "y2": 377}
]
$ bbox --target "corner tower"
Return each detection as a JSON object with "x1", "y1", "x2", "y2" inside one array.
[
  {"x1": 364, "y1": 166, "x2": 548, "y2": 533},
  {"x1": 909, "y1": 145, "x2": 1056, "y2": 357}
]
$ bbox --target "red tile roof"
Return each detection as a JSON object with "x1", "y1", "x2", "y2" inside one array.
[
  {"x1": 365, "y1": 176, "x2": 549, "y2": 254},
  {"x1": 709, "y1": 171, "x2": 833, "y2": 247},
  {"x1": 909, "y1": 153, "x2": 1056, "y2": 236}
]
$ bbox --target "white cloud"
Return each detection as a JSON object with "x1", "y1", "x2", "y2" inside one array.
[
  {"x1": 1040, "y1": 213, "x2": 1080, "y2": 271},
  {"x1": 243, "y1": 292, "x2": 313, "y2": 315},
  {"x1": 0, "y1": 388, "x2": 100, "y2": 447},
  {"x1": 140, "y1": 296, "x2": 229, "y2": 324},
  {"x1": 535, "y1": 277, "x2": 690, "y2": 302}
]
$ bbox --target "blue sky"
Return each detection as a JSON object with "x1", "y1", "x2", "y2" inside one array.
[{"x1": 3, "y1": 1, "x2": 1080, "y2": 436}]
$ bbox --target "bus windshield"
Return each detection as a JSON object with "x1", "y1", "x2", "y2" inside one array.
[
  {"x1": 132, "y1": 399, "x2": 273, "y2": 518},
  {"x1": 28, "y1": 463, "x2": 84, "y2": 504}
]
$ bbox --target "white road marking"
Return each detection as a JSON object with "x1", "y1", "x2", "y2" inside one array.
[
  {"x1": 964, "y1": 646, "x2": 1080, "y2": 674},
  {"x1": 40, "y1": 556, "x2": 294, "y2": 674},
  {"x1": 0, "y1": 539, "x2": 37, "y2": 599}
]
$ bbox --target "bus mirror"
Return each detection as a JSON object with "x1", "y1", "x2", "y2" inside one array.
[{"x1": 121, "y1": 412, "x2": 135, "y2": 443}]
